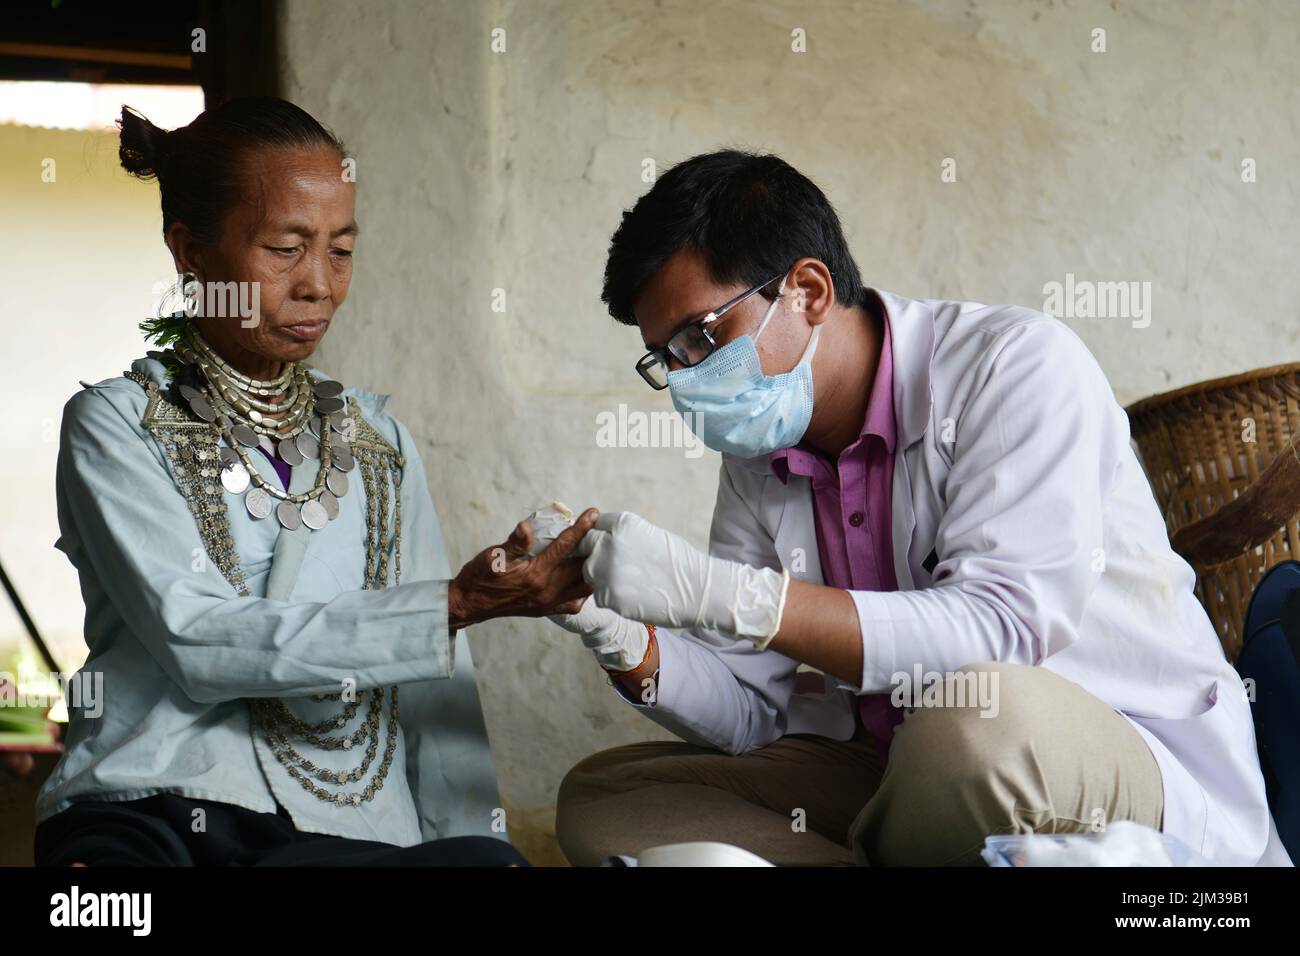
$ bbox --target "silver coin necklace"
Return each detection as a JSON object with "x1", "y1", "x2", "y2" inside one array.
[{"x1": 166, "y1": 328, "x2": 358, "y2": 531}]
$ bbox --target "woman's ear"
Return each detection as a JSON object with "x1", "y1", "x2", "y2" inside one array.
[
  {"x1": 788, "y1": 258, "x2": 836, "y2": 326},
  {"x1": 165, "y1": 222, "x2": 202, "y2": 277}
]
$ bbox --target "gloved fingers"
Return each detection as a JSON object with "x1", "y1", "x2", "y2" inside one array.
[
  {"x1": 548, "y1": 596, "x2": 617, "y2": 636},
  {"x1": 576, "y1": 527, "x2": 609, "y2": 561},
  {"x1": 550, "y1": 595, "x2": 587, "y2": 617},
  {"x1": 593, "y1": 510, "x2": 635, "y2": 533},
  {"x1": 533, "y1": 508, "x2": 599, "y2": 566},
  {"x1": 594, "y1": 511, "x2": 670, "y2": 550},
  {"x1": 581, "y1": 537, "x2": 619, "y2": 594},
  {"x1": 546, "y1": 612, "x2": 575, "y2": 630}
]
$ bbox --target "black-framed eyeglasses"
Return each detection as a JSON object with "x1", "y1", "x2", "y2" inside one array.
[{"x1": 635, "y1": 272, "x2": 784, "y2": 390}]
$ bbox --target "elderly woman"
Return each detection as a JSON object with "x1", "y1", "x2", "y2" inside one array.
[{"x1": 34, "y1": 96, "x2": 596, "y2": 867}]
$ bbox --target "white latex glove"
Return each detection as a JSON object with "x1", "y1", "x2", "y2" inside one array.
[
  {"x1": 578, "y1": 511, "x2": 791, "y2": 649},
  {"x1": 549, "y1": 596, "x2": 651, "y2": 673},
  {"x1": 525, "y1": 503, "x2": 650, "y2": 672}
]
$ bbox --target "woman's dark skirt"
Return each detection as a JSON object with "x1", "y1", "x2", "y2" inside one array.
[{"x1": 35, "y1": 793, "x2": 528, "y2": 867}]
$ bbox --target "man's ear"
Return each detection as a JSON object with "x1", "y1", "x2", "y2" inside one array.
[{"x1": 788, "y1": 257, "x2": 836, "y2": 326}]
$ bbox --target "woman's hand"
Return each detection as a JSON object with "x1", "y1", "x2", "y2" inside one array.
[
  {"x1": 1, "y1": 752, "x2": 35, "y2": 776},
  {"x1": 448, "y1": 508, "x2": 599, "y2": 629}
]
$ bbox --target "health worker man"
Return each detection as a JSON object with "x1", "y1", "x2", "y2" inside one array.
[{"x1": 549, "y1": 149, "x2": 1289, "y2": 868}]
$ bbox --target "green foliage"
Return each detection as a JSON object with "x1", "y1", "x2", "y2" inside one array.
[{"x1": 139, "y1": 313, "x2": 190, "y2": 347}]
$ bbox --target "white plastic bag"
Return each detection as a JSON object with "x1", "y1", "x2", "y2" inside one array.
[
  {"x1": 523, "y1": 502, "x2": 576, "y2": 556},
  {"x1": 981, "y1": 820, "x2": 1212, "y2": 867}
]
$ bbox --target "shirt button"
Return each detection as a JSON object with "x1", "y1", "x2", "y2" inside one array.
[{"x1": 849, "y1": 511, "x2": 864, "y2": 527}]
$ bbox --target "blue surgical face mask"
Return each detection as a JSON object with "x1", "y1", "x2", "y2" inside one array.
[{"x1": 666, "y1": 277, "x2": 821, "y2": 458}]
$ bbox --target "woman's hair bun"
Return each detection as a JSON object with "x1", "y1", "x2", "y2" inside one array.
[
  {"x1": 119, "y1": 96, "x2": 346, "y2": 246},
  {"x1": 117, "y1": 105, "x2": 171, "y2": 181}
]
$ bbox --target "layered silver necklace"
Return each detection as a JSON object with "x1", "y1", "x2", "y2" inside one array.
[
  {"x1": 159, "y1": 325, "x2": 401, "y2": 809},
  {"x1": 169, "y1": 327, "x2": 358, "y2": 532},
  {"x1": 249, "y1": 688, "x2": 401, "y2": 808}
]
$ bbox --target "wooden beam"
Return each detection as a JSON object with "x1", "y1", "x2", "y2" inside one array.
[{"x1": 0, "y1": 42, "x2": 191, "y2": 71}]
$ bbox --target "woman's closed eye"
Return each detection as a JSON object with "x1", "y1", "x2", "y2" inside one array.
[{"x1": 267, "y1": 245, "x2": 351, "y2": 259}]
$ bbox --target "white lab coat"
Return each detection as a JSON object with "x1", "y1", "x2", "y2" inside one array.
[{"x1": 628, "y1": 289, "x2": 1291, "y2": 866}]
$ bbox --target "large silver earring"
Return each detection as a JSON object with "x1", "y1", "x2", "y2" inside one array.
[
  {"x1": 154, "y1": 271, "x2": 192, "y2": 319},
  {"x1": 181, "y1": 271, "x2": 201, "y2": 317}
]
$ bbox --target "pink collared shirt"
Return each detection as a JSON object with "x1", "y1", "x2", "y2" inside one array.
[{"x1": 770, "y1": 303, "x2": 902, "y2": 767}]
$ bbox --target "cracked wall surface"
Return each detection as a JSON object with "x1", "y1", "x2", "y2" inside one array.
[{"x1": 279, "y1": 0, "x2": 1300, "y2": 863}]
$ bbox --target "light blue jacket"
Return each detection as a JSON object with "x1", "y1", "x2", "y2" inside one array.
[{"x1": 37, "y1": 355, "x2": 500, "y2": 846}]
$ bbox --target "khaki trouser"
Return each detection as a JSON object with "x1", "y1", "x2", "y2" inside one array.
[{"x1": 556, "y1": 661, "x2": 1165, "y2": 866}]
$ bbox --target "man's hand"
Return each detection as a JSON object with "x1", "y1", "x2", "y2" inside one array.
[
  {"x1": 579, "y1": 511, "x2": 790, "y2": 646},
  {"x1": 448, "y1": 508, "x2": 599, "y2": 629},
  {"x1": 549, "y1": 597, "x2": 651, "y2": 672}
]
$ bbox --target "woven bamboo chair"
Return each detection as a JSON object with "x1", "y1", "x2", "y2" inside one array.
[{"x1": 1127, "y1": 363, "x2": 1300, "y2": 662}]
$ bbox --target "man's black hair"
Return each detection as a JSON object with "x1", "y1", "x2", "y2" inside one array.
[{"x1": 601, "y1": 149, "x2": 866, "y2": 325}]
